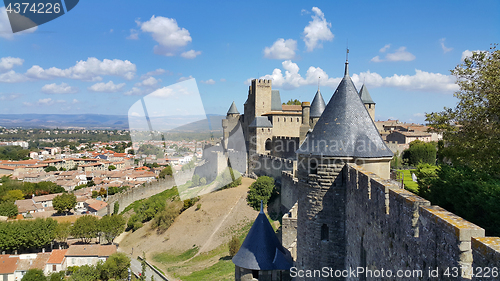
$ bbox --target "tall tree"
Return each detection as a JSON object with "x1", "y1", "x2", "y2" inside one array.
[
  {"x1": 0, "y1": 201, "x2": 18, "y2": 217},
  {"x1": 22, "y1": 269, "x2": 46, "y2": 281},
  {"x1": 54, "y1": 221, "x2": 71, "y2": 247},
  {"x1": 53, "y1": 193, "x2": 77, "y2": 214},
  {"x1": 71, "y1": 215, "x2": 99, "y2": 244},
  {"x1": 426, "y1": 44, "x2": 500, "y2": 176},
  {"x1": 99, "y1": 214, "x2": 126, "y2": 243}
]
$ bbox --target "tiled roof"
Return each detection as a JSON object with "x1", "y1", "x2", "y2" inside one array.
[
  {"x1": 31, "y1": 252, "x2": 51, "y2": 270},
  {"x1": 310, "y1": 89, "x2": 326, "y2": 118},
  {"x1": 297, "y1": 62, "x2": 393, "y2": 158},
  {"x1": 66, "y1": 244, "x2": 116, "y2": 257},
  {"x1": 0, "y1": 255, "x2": 19, "y2": 274},
  {"x1": 232, "y1": 204, "x2": 292, "y2": 270},
  {"x1": 249, "y1": 117, "x2": 273, "y2": 128},
  {"x1": 281, "y1": 105, "x2": 302, "y2": 111},
  {"x1": 227, "y1": 101, "x2": 239, "y2": 114},
  {"x1": 47, "y1": 249, "x2": 68, "y2": 264}
]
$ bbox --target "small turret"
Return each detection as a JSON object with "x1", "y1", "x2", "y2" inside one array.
[
  {"x1": 358, "y1": 84, "x2": 375, "y2": 121},
  {"x1": 227, "y1": 101, "x2": 240, "y2": 118},
  {"x1": 309, "y1": 88, "x2": 326, "y2": 128}
]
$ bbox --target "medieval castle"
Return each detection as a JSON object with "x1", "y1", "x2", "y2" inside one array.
[{"x1": 224, "y1": 58, "x2": 499, "y2": 280}]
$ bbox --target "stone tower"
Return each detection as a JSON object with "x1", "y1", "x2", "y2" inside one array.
[
  {"x1": 294, "y1": 58, "x2": 393, "y2": 280},
  {"x1": 243, "y1": 79, "x2": 273, "y2": 139},
  {"x1": 359, "y1": 84, "x2": 375, "y2": 121},
  {"x1": 299, "y1": 102, "x2": 310, "y2": 143},
  {"x1": 222, "y1": 101, "x2": 241, "y2": 150},
  {"x1": 232, "y1": 202, "x2": 293, "y2": 281},
  {"x1": 309, "y1": 88, "x2": 326, "y2": 129}
]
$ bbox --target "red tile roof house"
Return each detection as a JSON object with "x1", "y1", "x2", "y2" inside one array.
[
  {"x1": 0, "y1": 255, "x2": 19, "y2": 281},
  {"x1": 44, "y1": 249, "x2": 68, "y2": 275},
  {"x1": 65, "y1": 245, "x2": 116, "y2": 267},
  {"x1": 14, "y1": 253, "x2": 51, "y2": 281}
]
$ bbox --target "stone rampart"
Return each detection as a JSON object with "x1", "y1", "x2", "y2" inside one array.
[
  {"x1": 106, "y1": 170, "x2": 192, "y2": 215},
  {"x1": 343, "y1": 164, "x2": 498, "y2": 281},
  {"x1": 281, "y1": 171, "x2": 298, "y2": 212},
  {"x1": 253, "y1": 154, "x2": 294, "y2": 183}
]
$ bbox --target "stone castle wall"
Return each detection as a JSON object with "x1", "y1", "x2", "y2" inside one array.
[
  {"x1": 281, "y1": 171, "x2": 298, "y2": 212},
  {"x1": 252, "y1": 154, "x2": 295, "y2": 183},
  {"x1": 105, "y1": 170, "x2": 192, "y2": 215},
  {"x1": 271, "y1": 136, "x2": 300, "y2": 160},
  {"x1": 343, "y1": 164, "x2": 500, "y2": 280}
]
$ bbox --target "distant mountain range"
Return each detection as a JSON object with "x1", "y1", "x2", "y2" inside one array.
[{"x1": 0, "y1": 114, "x2": 225, "y2": 131}]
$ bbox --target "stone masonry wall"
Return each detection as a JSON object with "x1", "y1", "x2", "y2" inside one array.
[
  {"x1": 106, "y1": 170, "x2": 192, "y2": 215},
  {"x1": 253, "y1": 154, "x2": 294, "y2": 183},
  {"x1": 281, "y1": 171, "x2": 298, "y2": 212},
  {"x1": 343, "y1": 164, "x2": 499, "y2": 281}
]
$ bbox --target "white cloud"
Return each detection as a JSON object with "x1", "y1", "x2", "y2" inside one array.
[
  {"x1": 124, "y1": 87, "x2": 145, "y2": 96},
  {"x1": 142, "y1": 68, "x2": 166, "y2": 77},
  {"x1": 127, "y1": 29, "x2": 139, "y2": 40},
  {"x1": 220, "y1": 78, "x2": 226, "y2": 82},
  {"x1": 0, "y1": 70, "x2": 27, "y2": 83},
  {"x1": 200, "y1": 79, "x2": 215, "y2": 85},
  {"x1": 0, "y1": 57, "x2": 24, "y2": 72},
  {"x1": 371, "y1": 46, "x2": 416, "y2": 62},
  {"x1": 88, "y1": 81, "x2": 126, "y2": 93},
  {"x1": 0, "y1": 94, "x2": 20, "y2": 100},
  {"x1": 138, "y1": 16, "x2": 192, "y2": 56},
  {"x1": 252, "y1": 60, "x2": 458, "y2": 93},
  {"x1": 461, "y1": 49, "x2": 485, "y2": 61},
  {"x1": 149, "y1": 87, "x2": 174, "y2": 98},
  {"x1": 178, "y1": 75, "x2": 193, "y2": 82},
  {"x1": 0, "y1": 7, "x2": 37, "y2": 40},
  {"x1": 135, "y1": 76, "x2": 160, "y2": 87},
  {"x1": 36, "y1": 98, "x2": 54, "y2": 106},
  {"x1": 303, "y1": 7, "x2": 334, "y2": 52},
  {"x1": 181, "y1": 50, "x2": 202, "y2": 59},
  {"x1": 380, "y1": 44, "x2": 391, "y2": 53},
  {"x1": 440, "y1": 38, "x2": 453, "y2": 53},
  {"x1": 263, "y1": 38, "x2": 297, "y2": 59},
  {"x1": 41, "y1": 82, "x2": 78, "y2": 94},
  {"x1": 25, "y1": 57, "x2": 136, "y2": 81}
]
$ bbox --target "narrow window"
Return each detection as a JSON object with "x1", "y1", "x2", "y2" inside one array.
[
  {"x1": 309, "y1": 160, "x2": 317, "y2": 174},
  {"x1": 252, "y1": 270, "x2": 259, "y2": 279},
  {"x1": 53, "y1": 264, "x2": 56, "y2": 271},
  {"x1": 321, "y1": 224, "x2": 329, "y2": 241}
]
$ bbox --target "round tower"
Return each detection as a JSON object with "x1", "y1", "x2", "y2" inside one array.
[
  {"x1": 294, "y1": 57, "x2": 393, "y2": 280},
  {"x1": 309, "y1": 88, "x2": 326, "y2": 129},
  {"x1": 359, "y1": 84, "x2": 376, "y2": 122}
]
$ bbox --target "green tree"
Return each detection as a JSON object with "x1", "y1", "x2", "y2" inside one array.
[
  {"x1": 152, "y1": 201, "x2": 182, "y2": 233},
  {"x1": 3, "y1": 189, "x2": 24, "y2": 201},
  {"x1": 99, "y1": 252, "x2": 131, "y2": 280},
  {"x1": 71, "y1": 215, "x2": 99, "y2": 243},
  {"x1": 22, "y1": 269, "x2": 46, "y2": 281},
  {"x1": 70, "y1": 265, "x2": 99, "y2": 281},
  {"x1": 48, "y1": 272, "x2": 65, "y2": 281},
  {"x1": 99, "y1": 215, "x2": 126, "y2": 243},
  {"x1": 282, "y1": 99, "x2": 301, "y2": 105},
  {"x1": 108, "y1": 165, "x2": 116, "y2": 171},
  {"x1": 44, "y1": 166, "x2": 58, "y2": 172},
  {"x1": 426, "y1": 45, "x2": 500, "y2": 176},
  {"x1": 53, "y1": 193, "x2": 77, "y2": 214},
  {"x1": 159, "y1": 165, "x2": 173, "y2": 178},
  {"x1": 0, "y1": 201, "x2": 18, "y2": 217},
  {"x1": 192, "y1": 174, "x2": 200, "y2": 186},
  {"x1": 402, "y1": 140, "x2": 437, "y2": 166},
  {"x1": 54, "y1": 221, "x2": 71, "y2": 246},
  {"x1": 113, "y1": 202, "x2": 119, "y2": 215},
  {"x1": 247, "y1": 176, "x2": 274, "y2": 210},
  {"x1": 228, "y1": 236, "x2": 240, "y2": 257}
]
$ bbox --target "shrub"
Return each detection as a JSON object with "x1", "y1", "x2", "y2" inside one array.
[
  {"x1": 402, "y1": 140, "x2": 437, "y2": 166},
  {"x1": 133, "y1": 221, "x2": 143, "y2": 232},
  {"x1": 196, "y1": 203, "x2": 201, "y2": 211},
  {"x1": 228, "y1": 236, "x2": 240, "y2": 257},
  {"x1": 247, "y1": 176, "x2": 274, "y2": 210}
]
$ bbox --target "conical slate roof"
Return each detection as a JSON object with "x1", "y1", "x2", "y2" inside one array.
[
  {"x1": 227, "y1": 101, "x2": 239, "y2": 114},
  {"x1": 310, "y1": 89, "x2": 326, "y2": 118},
  {"x1": 232, "y1": 203, "x2": 293, "y2": 271},
  {"x1": 359, "y1": 84, "x2": 374, "y2": 104},
  {"x1": 297, "y1": 62, "x2": 393, "y2": 158}
]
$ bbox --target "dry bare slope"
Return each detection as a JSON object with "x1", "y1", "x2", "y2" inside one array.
[{"x1": 118, "y1": 177, "x2": 258, "y2": 280}]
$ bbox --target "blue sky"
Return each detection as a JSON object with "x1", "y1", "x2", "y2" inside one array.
[{"x1": 0, "y1": 0, "x2": 498, "y2": 124}]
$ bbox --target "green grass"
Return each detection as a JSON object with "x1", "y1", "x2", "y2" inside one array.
[
  {"x1": 153, "y1": 246, "x2": 199, "y2": 264},
  {"x1": 397, "y1": 169, "x2": 418, "y2": 193},
  {"x1": 121, "y1": 187, "x2": 179, "y2": 215},
  {"x1": 181, "y1": 258, "x2": 234, "y2": 281}
]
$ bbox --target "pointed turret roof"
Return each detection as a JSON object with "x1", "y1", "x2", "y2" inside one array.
[
  {"x1": 310, "y1": 89, "x2": 326, "y2": 118},
  {"x1": 359, "y1": 84, "x2": 375, "y2": 104},
  {"x1": 296, "y1": 61, "x2": 392, "y2": 158},
  {"x1": 232, "y1": 202, "x2": 293, "y2": 271},
  {"x1": 227, "y1": 101, "x2": 239, "y2": 115}
]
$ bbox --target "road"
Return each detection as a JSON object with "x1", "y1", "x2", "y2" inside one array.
[{"x1": 128, "y1": 254, "x2": 168, "y2": 281}]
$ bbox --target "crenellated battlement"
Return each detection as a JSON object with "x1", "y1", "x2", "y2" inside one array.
[{"x1": 343, "y1": 163, "x2": 499, "y2": 279}]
